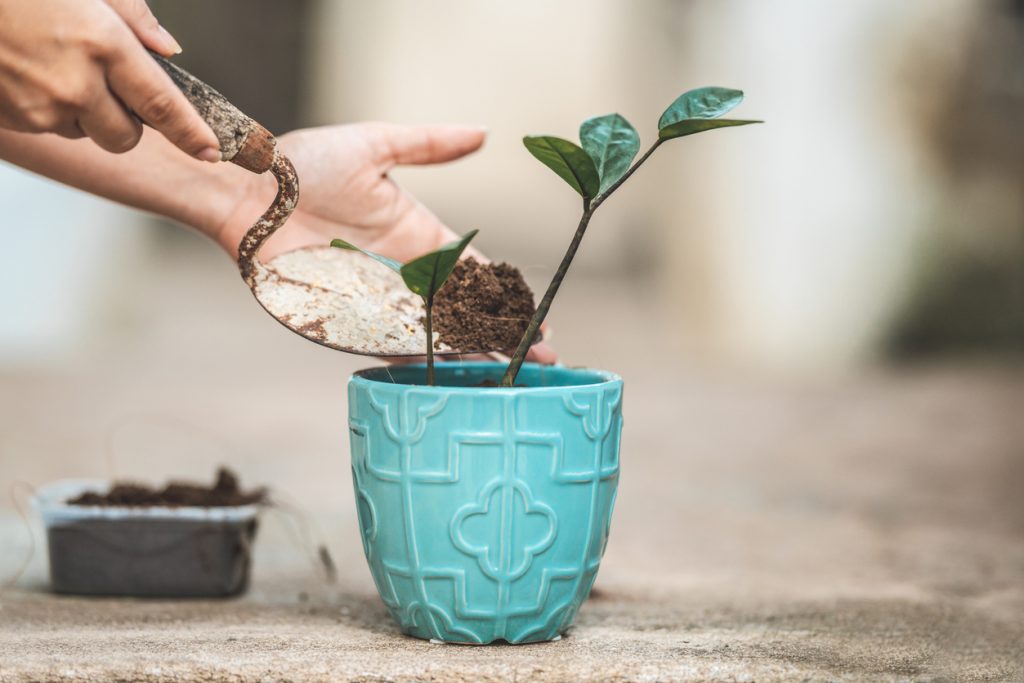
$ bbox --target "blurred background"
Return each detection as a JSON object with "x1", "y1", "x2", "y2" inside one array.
[
  {"x1": 1, "y1": 0, "x2": 1021, "y2": 608},
  {"x1": 3, "y1": 0, "x2": 1022, "y2": 369}
]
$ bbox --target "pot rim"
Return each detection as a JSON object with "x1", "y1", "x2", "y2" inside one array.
[
  {"x1": 32, "y1": 478, "x2": 262, "y2": 524},
  {"x1": 351, "y1": 361, "x2": 622, "y2": 392}
]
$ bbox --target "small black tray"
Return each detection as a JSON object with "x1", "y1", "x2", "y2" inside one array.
[{"x1": 34, "y1": 480, "x2": 260, "y2": 598}]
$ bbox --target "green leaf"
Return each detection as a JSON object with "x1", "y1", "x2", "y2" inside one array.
[
  {"x1": 580, "y1": 113, "x2": 640, "y2": 194},
  {"x1": 659, "y1": 86, "x2": 745, "y2": 128},
  {"x1": 523, "y1": 136, "x2": 600, "y2": 198},
  {"x1": 329, "y1": 238, "x2": 403, "y2": 273},
  {"x1": 658, "y1": 118, "x2": 762, "y2": 141},
  {"x1": 399, "y1": 229, "x2": 478, "y2": 298},
  {"x1": 657, "y1": 86, "x2": 762, "y2": 140}
]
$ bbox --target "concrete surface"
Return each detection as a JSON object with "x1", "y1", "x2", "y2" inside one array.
[{"x1": 1, "y1": 234, "x2": 1022, "y2": 681}]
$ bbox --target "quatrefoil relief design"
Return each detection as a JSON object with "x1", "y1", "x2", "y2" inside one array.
[
  {"x1": 355, "y1": 486, "x2": 377, "y2": 543},
  {"x1": 451, "y1": 480, "x2": 556, "y2": 582}
]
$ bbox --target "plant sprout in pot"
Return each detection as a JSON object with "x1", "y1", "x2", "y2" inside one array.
[
  {"x1": 336, "y1": 87, "x2": 760, "y2": 644},
  {"x1": 330, "y1": 229, "x2": 480, "y2": 386}
]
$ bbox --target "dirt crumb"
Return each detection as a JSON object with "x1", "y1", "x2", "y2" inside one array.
[
  {"x1": 68, "y1": 468, "x2": 266, "y2": 508},
  {"x1": 432, "y1": 257, "x2": 538, "y2": 352}
]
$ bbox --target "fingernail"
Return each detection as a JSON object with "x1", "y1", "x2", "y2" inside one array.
[
  {"x1": 196, "y1": 147, "x2": 221, "y2": 163},
  {"x1": 158, "y1": 25, "x2": 183, "y2": 55}
]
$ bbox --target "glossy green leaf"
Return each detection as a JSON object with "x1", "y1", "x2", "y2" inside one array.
[
  {"x1": 659, "y1": 86, "x2": 745, "y2": 128},
  {"x1": 400, "y1": 229, "x2": 478, "y2": 298},
  {"x1": 329, "y1": 238, "x2": 403, "y2": 272},
  {"x1": 523, "y1": 136, "x2": 600, "y2": 198},
  {"x1": 658, "y1": 117, "x2": 762, "y2": 140},
  {"x1": 580, "y1": 113, "x2": 640, "y2": 194},
  {"x1": 658, "y1": 87, "x2": 762, "y2": 140}
]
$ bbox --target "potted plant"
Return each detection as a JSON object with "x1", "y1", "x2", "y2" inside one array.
[{"x1": 340, "y1": 87, "x2": 759, "y2": 643}]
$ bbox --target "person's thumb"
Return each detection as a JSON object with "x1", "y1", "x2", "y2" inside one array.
[
  {"x1": 369, "y1": 123, "x2": 487, "y2": 170},
  {"x1": 103, "y1": 0, "x2": 182, "y2": 57}
]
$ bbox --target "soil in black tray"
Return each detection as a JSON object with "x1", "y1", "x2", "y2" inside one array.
[
  {"x1": 432, "y1": 257, "x2": 538, "y2": 352},
  {"x1": 68, "y1": 467, "x2": 265, "y2": 507}
]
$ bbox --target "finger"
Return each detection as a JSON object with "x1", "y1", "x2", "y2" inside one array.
[
  {"x1": 526, "y1": 342, "x2": 558, "y2": 365},
  {"x1": 386, "y1": 346, "x2": 555, "y2": 367},
  {"x1": 382, "y1": 355, "x2": 427, "y2": 366},
  {"x1": 0, "y1": 120, "x2": 87, "y2": 138},
  {"x1": 50, "y1": 119, "x2": 87, "y2": 140},
  {"x1": 76, "y1": 92, "x2": 142, "y2": 153},
  {"x1": 103, "y1": 0, "x2": 181, "y2": 56},
  {"x1": 105, "y1": 38, "x2": 220, "y2": 161},
  {"x1": 383, "y1": 354, "x2": 496, "y2": 364},
  {"x1": 367, "y1": 123, "x2": 486, "y2": 170}
]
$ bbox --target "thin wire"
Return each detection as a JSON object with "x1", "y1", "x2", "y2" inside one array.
[
  {"x1": 0, "y1": 420, "x2": 340, "y2": 593},
  {"x1": 102, "y1": 417, "x2": 339, "y2": 581},
  {"x1": 0, "y1": 481, "x2": 38, "y2": 598},
  {"x1": 268, "y1": 494, "x2": 337, "y2": 583}
]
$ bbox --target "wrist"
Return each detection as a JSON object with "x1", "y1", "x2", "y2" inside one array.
[{"x1": 193, "y1": 160, "x2": 278, "y2": 259}]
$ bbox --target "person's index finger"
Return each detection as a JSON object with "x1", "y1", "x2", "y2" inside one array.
[
  {"x1": 369, "y1": 123, "x2": 487, "y2": 169},
  {"x1": 104, "y1": 39, "x2": 220, "y2": 160}
]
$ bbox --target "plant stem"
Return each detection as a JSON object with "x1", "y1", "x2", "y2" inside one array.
[
  {"x1": 501, "y1": 139, "x2": 664, "y2": 386},
  {"x1": 591, "y1": 138, "x2": 662, "y2": 211},
  {"x1": 425, "y1": 294, "x2": 435, "y2": 386},
  {"x1": 502, "y1": 200, "x2": 592, "y2": 386}
]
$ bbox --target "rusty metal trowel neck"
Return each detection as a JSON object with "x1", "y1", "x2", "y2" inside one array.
[
  {"x1": 150, "y1": 52, "x2": 276, "y2": 174},
  {"x1": 150, "y1": 52, "x2": 298, "y2": 284},
  {"x1": 237, "y1": 154, "x2": 299, "y2": 287}
]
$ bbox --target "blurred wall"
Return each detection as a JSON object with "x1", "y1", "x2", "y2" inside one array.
[
  {"x1": 306, "y1": 0, "x2": 674, "y2": 275},
  {"x1": 148, "y1": 0, "x2": 314, "y2": 135},
  {"x1": 305, "y1": 0, "x2": 1020, "y2": 370},
  {"x1": 658, "y1": 0, "x2": 939, "y2": 368},
  {"x1": 886, "y1": 0, "x2": 1024, "y2": 358},
  {"x1": 1, "y1": 0, "x2": 1019, "y2": 372},
  {"x1": 0, "y1": 166, "x2": 151, "y2": 367}
]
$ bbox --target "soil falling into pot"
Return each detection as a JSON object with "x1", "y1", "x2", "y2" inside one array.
[
  {"x1": 432, "y1": 258, "x2": 538, "y2": 352},
  {"x1": 68, "y1": 468, "x2": 265, "y2": 508}
]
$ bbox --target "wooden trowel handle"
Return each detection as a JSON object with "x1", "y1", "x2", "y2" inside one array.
[{"x1": 149, "y1": 51, "x2": 276, "y2": 174}]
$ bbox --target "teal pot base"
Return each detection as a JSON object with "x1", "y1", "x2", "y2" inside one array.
[
  {"x1": 425, "y1": 632, "x2": 565, "y2": 646},
  {"x1": 348, "y1": 362, "x2": 623, "y2": 645}
]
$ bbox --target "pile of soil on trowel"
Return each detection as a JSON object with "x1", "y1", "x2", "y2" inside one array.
[
  {"x1": 68, "y1": 468, "x2": 266, "y2": 508},
  {"x1": 432, "y1": 257, "x2": 539, "y2": 353}
]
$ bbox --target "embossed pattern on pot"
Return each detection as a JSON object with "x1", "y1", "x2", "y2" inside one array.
[{"x1": 348, "y1": 362, "x2": 623, "y2": 644}]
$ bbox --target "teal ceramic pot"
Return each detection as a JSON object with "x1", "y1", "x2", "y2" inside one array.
[{"x1": 348, "y1": 361, "x2": 623, "y2": 644}]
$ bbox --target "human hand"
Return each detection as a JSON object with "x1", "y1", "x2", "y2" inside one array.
[
  {"x1": 212, "y1": 122, "x2": 556, "y2": 363},
  {"x1": 216, "y1": 122, "x2": 490, "y2": 261},
  {"x1": 0, "y1": 0, "x2": 219, "y2": 159}
]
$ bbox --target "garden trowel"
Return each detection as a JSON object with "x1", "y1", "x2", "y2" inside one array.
[{"x1": 152, "y1": 53, "x2": 470, "y2": 357}]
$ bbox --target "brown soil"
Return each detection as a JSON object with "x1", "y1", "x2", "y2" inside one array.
[
  {"x1": 68, "y1": 468, "x2": 266, "y2": 508},
  {"x1": 472, "y1": 380, "x2": 527, "y2": 388},
  {"x1": 432, "y1": 257, "x2": 538, "y2": 352}
]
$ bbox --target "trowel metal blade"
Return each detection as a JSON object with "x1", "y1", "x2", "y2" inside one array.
[{"x1": 249, "y1": 246, "x2": 468, "y2": 356}]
